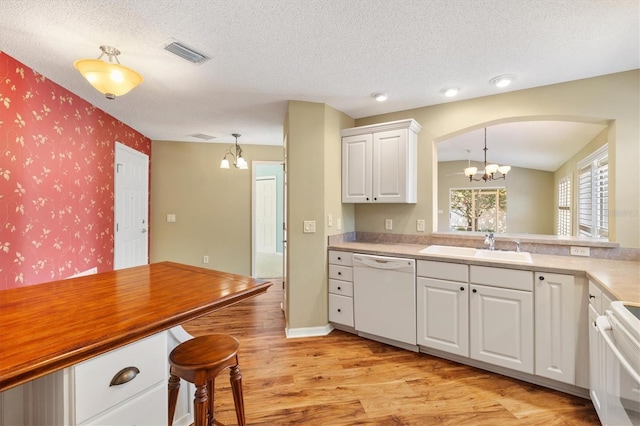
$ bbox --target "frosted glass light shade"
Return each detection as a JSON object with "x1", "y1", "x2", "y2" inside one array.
[
  {"x1": 464, "y1": 166, "x2": 478, "y2": 177},
  {"x1": 498, "y1": 165, "x2": 511, "y2": 174},
  {"x1": 74, "y1": 59, "x2": 143, "y2": 98},
  {"x1": 236, "y1": 156, "x2": 248, "y2": 169},
  {"x1": 220, "y1": 158, "x2": 230, "y2": 169},
  {"x1": 485, "y1": 164, "x2": 500, "y2": 174}
]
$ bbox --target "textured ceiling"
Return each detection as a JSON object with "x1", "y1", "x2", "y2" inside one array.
[{"x1": 0, "y1": 0, "x2": 638, "y2": 167}]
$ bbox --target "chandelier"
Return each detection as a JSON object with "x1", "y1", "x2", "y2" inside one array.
[
  {"x1": 74, "y1": 45, "x2": 143, "y2": 99},
  {"x1": 220, "y1": 133, "x2": 248, "y2": 169},
  {"x1": 464, "y1": 128, "x2": 511, "y2": 182}
]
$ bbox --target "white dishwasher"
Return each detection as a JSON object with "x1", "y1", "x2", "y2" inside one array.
[{"x1": 353, "y1": 254, "x2": 417, "y2": 350}]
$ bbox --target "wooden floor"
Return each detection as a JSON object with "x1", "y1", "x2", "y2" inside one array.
[{"x1": 183, "y1": 280, "x2": 600, "y2": 425}]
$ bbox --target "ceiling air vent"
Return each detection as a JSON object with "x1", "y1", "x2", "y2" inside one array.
[
  {"x1": 188, "y1": 133, "x2": 216, "y2": 141},
  {"x1": 164, "y1": 40, "x2": 210, "y2": 64}
]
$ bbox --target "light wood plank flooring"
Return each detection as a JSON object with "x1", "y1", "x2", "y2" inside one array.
[{"x1": 183, "y1": 280, "x2": 599, "y2": 425}]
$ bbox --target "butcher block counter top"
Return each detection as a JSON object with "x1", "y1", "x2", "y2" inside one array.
[
  {"x1": 329, "y1": 242, "x2": 640, "y2": 303},
  {"x1": 0, "y1": 261, "x2": 271, "y2": 392}
]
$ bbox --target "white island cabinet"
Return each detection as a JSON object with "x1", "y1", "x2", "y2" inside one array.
[{"x1": 341, "y1": 119, "x2": 421, "y2": 203}]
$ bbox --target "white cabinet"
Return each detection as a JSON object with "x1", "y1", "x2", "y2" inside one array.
[
  {"x1": 534, "y1": 272, "x2": 576, "y2": 384},
  {"x1": 417, "y1": 260, "x2": 469, "y2": 357},
  {"x1": 589, "y1": 303, "x2": 606, "y2": 417},
  {"x1": 2, "y1": 332, "x2": 169, "y2": 426},
  {"x1": 341, "y1": 119, "x2": 421, "y2": 203},
  {"x1": 328, "y1": 250, "x2": 355, "y2": 330},
  {"x1": 469, "y1": 266, "x2": 534, "y2": 374}
]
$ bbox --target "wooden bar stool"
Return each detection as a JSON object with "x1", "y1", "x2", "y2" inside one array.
[{"x1": 168, "y1": 334, "x2": 245, "y2": 426}]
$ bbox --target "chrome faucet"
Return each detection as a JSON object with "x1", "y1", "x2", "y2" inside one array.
[
  {"x1": 514, "y1": 240, "x2": 521, "y2": 253},
  {"x1": 484, "y1": 233, "x2": 495, "y2": 251}
]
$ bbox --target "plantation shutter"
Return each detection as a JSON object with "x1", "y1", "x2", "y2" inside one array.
[
  {"x1": 557, "y1": 177, "x2": 571, "y2": 236},
  {"x1": 577, "y1": 145, "x2": 608, "y2": 238}
]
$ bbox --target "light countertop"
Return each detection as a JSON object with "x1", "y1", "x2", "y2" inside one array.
[{"x1": 329, "y1": 242, "x2": 640, "y2": 303}]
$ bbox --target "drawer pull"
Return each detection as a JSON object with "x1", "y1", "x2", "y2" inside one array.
[
  {"x1": 539, "y1": 276, "x2": 545, "y2": 281},
  {"x1": 337, "y1": 309, "x2": 342, "y2": 313},
  {"x1": 337, "y1": 286, "x2": 341, "y2": 290},
  {"x1": 110, "y1": 366, "x2": 140, "y2": 386},
  {"x1": 460, "y1": 287, "x2": 465, "y2": 291},
  {"x1": 589, "y1": 294, "x2": 596, "y2": 299},
  {"x1": 337, "y1": 257, "x2": 342, "y2": 260},
  {"x1": 472, "y1": 289, "x2": 477, "y2": 293},
  {"x1": 338, "y1": 272, "x2": 342, "y2": 275}
]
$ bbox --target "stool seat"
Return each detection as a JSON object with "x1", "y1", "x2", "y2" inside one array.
[{"x1": 168, "y1": 334, "x2": 245, "y2": 426}]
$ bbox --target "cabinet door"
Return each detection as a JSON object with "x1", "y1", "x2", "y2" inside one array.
[
  {"x1": 535, "y1": 272, "x2": 575, "y2": 384},
  {"x1": 372, "y1": 129, "x2": 412, "y2": 203},
  {"x1": 588, "y1": 304, "x2": 606, "y2": 419},
  {"x1": 342, "y1": 134, "x2": 372, "y2": 203},
  {"x1": 470, "y1": 284, "x2": 534, "y2": 374},
  {"x1": 417, "y1": 277, "x2": 469, "y2": 356}
]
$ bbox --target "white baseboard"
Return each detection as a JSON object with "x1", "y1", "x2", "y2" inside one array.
[{"x1": 285, "y1": 324, "x2": 333, "y2": 338}]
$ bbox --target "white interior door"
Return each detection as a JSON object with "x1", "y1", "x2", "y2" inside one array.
[
  {"x1": 114, "y1": 142, "x2": 149, "y2": 270},
  {"x1": 256, "y1": 176, "x2": 277, "y2": 253}
]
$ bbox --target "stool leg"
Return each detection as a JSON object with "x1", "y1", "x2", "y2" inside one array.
[
  {"x1": 194, "y1": 382, "x2": 208, "y2": 426},
  {"x1": 229, "y1": 364, "x2": 246, "y2": 426},
  {"x1": 207, "y1": 377, "x2": 215, "y2": 426},
  {"x1": 168, "y1": 374, "x2": 181, "y2": 426}
]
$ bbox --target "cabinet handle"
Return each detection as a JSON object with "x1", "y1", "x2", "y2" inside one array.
[
  {"x1": 337, "y1": 309, "x2": 342, "y2": 313},
  {"x1": 472, "y1": 289, "x2": 477, "y2": 293},
  {"x1": 589, "y1": 294, "x2": 596, "y2": 299},
  {"x1": 373, "y1": 197, "x2": 377, "y2": 201},
  {"x1": 539, "y1": 276, "x2": 545, "y2": 281},
  {"x1": 110, "y1": 366, "x2": 140, "y2": 386},
  {"x1": 337, "y1": 257, "x2": 341, "y2": 260},
  {"x1": 460, "y1": 287, "x2": 465, "y2": 291},
  {"x1": 337, "y1": 286, "x2": 341, "y2": 290},
  {"x1": 366, "y1": 197, "x2": 369, "y2": 201},
  {"x1": 338, "y1": 272, "x2": 342, "y2": 276}
]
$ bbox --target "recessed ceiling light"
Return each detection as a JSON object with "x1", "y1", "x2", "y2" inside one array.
[
  {"x1": 372, "y1": 92, "x2": 388, "y2": 102},
  {"x1": 490, "y1": 74, "x2": 517, "y2": 88},
  {"x1": 440, "y1": 87, "x2": 460, "y2": 97}
]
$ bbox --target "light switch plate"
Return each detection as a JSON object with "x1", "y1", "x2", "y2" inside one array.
[
  {"x1": 337, "y1": 218, "x2": 342, "y2": 230},
  {"x1": 327, "y1": 214, "x2": 333, "y2": 227},
  {"x1": 417, "y1": 219, "x2": 425, "y2": 232},
  {"x1": 385, "y1": 219, "x2": 393, "y2": 230},
  {"x1": 303, "y1": 220, "x2": 316, "y2": 233}
]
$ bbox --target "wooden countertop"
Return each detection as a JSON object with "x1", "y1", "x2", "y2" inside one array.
[
  {"x1": 0, "y1": 262, "x2": 271, "y2": 392},
  {"x1": 329, "y1": 242, "x2": 640, "y2": 303}
]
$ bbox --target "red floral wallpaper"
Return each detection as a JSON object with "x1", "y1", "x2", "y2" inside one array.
[{"x1": 0, "y1": 52, "x2": 151, "y2": 290}]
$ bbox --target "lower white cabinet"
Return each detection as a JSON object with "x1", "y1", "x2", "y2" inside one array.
[
  {"x1": 534, "y1": 272, "x2": 576, "y2": 384},
  {"x1": 0, "y1": 332, "x2": 171, "y2": 426},
  {"x1": 588, "y1": 303, "x2": 606, "y2": 416},
  {"x1": 328, "y1": 250, "x2": 355, "y2": 330},
  {"x1": 417, "y1": 277, "x2": 469, "y2": 356},
  {"x1": 469, "y1": 284, "x2": 534, "y2": 374}
]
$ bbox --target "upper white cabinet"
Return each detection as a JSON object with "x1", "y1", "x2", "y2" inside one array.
[{"x1": 341, "y1": 119, "x2": 421, "y2": 203}]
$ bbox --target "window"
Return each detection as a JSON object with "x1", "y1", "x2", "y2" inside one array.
[
  {"x1": 557, "y1": 177, "x2": 571, "y2": 236},
  {"x1": 578, "y1": 145, "x2": 608, "y2": 238},
  {"x1": 449, "y1": 188, "x2": 507, "y2": 233}
]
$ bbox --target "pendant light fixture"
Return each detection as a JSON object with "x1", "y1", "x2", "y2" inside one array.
[
  {"x1": 220, "y1": 133, "x2": 248, "y2": 169},
  {"x1": 464, "y1": 128, "x2": 511, "y2": 182},
  {"x1": 74, "y1": 45, "x2": 143, "y2": 99}
]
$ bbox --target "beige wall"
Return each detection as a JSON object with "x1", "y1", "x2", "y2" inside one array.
[
  {"x1": 438, "y1": 161, "x2": 554, "y2": 234},
  {"x1": 284, "y1": 101, "x2": 354, "y2": 330},
  {"x1": 150, "y1": 140, "x2": 283, "y2": 275},
  {"x1": 354, "y1": 70, "x2": 639, "y2": 248}
]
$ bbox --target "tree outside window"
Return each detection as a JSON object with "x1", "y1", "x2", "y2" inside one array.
[{"x1": 449, "y1": 188, "x2": 507, "y2": 233}]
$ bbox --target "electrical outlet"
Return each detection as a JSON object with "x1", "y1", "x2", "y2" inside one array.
[
  {"x1": 303, "y1": 220, "x2": 316, "y2": 233},
  {"x1": 417, "y1": 219, "x2": 425, "y2": 232},
  {"x1": 166, "y1": 213, "x2": 176, "y2": 222},
  {"x1": 385, "y1": 219, "x2": 393, "y2": 230},
  {"x1": 570, "y1": 246, "x2": 590, "y2": 257},
  {"x1": 203, "y1": 255, "x2": 209, "y2": 263}
]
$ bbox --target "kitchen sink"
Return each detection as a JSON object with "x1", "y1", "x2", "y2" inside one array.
[
  {"x1": 419, "y1": 245, "x2": 478, "y2": 258},
  {"x1": 419, "y1": 245, "x2": 533, "y2": 264},
  {"x1": 475, "y1": 249, "x2": 533, "y2": 263}
]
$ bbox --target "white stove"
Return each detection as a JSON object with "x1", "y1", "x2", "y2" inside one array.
[{"x1": 594, "y1": 301, "x2": 640, "y2": 425}]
